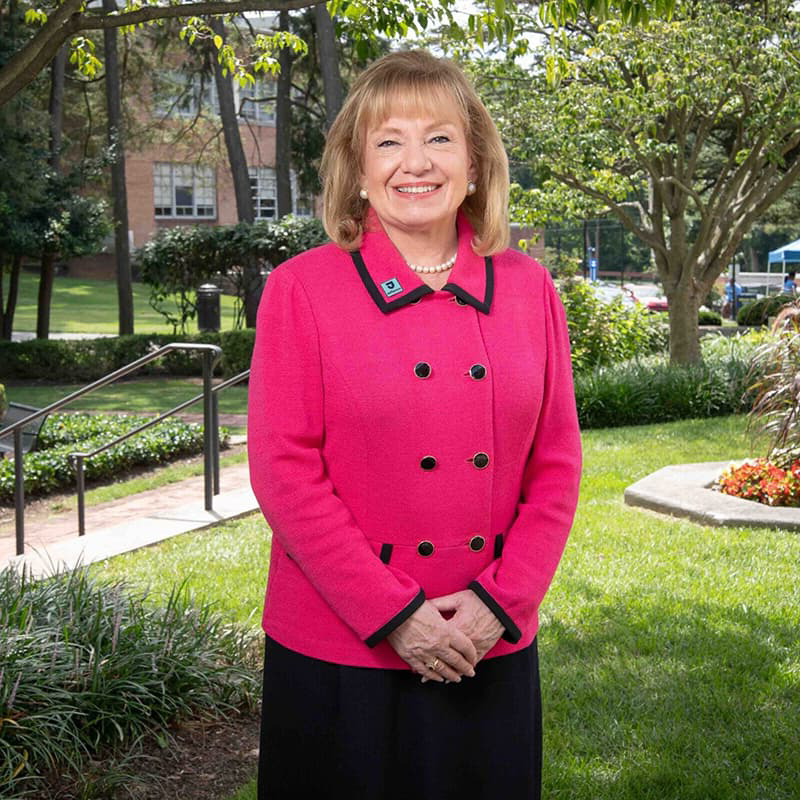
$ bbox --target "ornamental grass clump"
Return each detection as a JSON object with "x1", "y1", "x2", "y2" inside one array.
[
  {"x1": 747, "y1": 306, "x2": 800, "y2": 466},
  {"x1": 0, "y1": 565, "x2": 259, "y2": 798}
]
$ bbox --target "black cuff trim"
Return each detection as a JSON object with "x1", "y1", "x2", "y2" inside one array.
[
  {"x1": 379, "y1": 543, "x2": 393, "y2": 564},
  {"x1": 493, "y1": 533, "x2": 504, "y2": 559},
  {"x1": 364, "y1": 588, "x2": 426, "y2": 648},
  {"x1": 468, "y1": 581, "x2": 522, "y2": 644}
]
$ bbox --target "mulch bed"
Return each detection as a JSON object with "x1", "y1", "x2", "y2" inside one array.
[
  {"x1": 127, "y1": 711, "x2": 261, "y2": 800},
  {"x1": 42, "y1": 710, "x2": 262, "y2": 799}
]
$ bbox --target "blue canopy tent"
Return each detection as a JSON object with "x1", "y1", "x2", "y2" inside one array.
[{"x1": 767, "y1": 238, "x2": 800, "y2": 294}]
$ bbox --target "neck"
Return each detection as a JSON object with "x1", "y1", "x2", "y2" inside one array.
[{"x1": 383, "y1": 219, "x2": 459, "y2": 268}]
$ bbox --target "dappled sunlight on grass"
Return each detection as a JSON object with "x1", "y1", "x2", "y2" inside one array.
[{"x1": 99, "y1": 415, "x2": 799, "y2": 800}]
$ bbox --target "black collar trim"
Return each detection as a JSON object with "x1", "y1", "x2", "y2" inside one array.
[
  {"x1": 351, "y1": 252, "x2": 494, "y2": 315},
  {"x1": 443, "y1": 256, "x2": 494, "y2": 314}
]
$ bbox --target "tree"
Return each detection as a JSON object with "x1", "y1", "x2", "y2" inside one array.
[
  {"x1": 487, "y1": 1, "x2": 800, "y2": 363},
  {"x1": 0, "y1": 0, "x2": 678, "y2": 109},
  {"x1": 36, "y1": 44, "x2": 66, "y2": 339},
  {"x1": 275, "y1": 8, "x2": 293, "y2": 216},
  {"x1": 103, "y1": 0, "x2": 134, "y2": 335}
]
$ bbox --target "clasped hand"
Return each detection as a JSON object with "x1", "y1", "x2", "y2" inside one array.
[{"x1": 386, "y1": 591, "x2": 505, "y2": 684}]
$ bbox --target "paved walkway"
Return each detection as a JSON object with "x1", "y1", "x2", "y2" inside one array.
[
  {"x1": 11, "y1": 331, "x2": 117, "y2": 342},
  {"x1": 2, "y1": 461, "x2": 259, "y2": 577}
]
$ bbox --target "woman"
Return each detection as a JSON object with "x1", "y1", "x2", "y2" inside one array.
[{"x1": 248, "y1": 49, "x2": 581, "y2": 799}]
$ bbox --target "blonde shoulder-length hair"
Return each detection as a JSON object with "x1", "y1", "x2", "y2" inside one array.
[{"x1": 320, "y1": 49, "x2": 509, "y2": 256}]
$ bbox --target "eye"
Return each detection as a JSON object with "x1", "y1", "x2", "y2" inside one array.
[
  {"x1": 430, "y1": 135, "x2": 451, "y2": 144},
  {"x1": 377, "y1": 139, "x2": 398, "y2": 148}
]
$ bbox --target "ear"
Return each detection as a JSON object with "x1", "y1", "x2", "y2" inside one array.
[{"x1": 467, "y1": 158, "x2": 478, "y2": 184}]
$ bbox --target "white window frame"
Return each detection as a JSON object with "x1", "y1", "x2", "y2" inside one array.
[
  {"x1": 239, "y1": 77, "x2": 277, "y2": 125},
  {"x1": 249, "y1": 167, "x2": 314, "y2": 219},
  {"x1": 154, "y1": 162, "x2": 217, "y2": 219},
  {"x1": 154, "y1": 71, "x2": 219, "y2": 119}
]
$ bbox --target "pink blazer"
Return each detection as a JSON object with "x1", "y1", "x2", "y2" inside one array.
[{"x1": 248, "y1": 212, "x2": 582, "y2": 669}]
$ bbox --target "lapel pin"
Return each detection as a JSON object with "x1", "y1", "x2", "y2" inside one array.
[{"x1": 380, "y1": 278, "x2": 403, "y2": 298}]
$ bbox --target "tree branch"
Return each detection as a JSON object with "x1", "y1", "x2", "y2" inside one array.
[{"x1": 0, "y1": 0, "x2": 321, "y2": 107}]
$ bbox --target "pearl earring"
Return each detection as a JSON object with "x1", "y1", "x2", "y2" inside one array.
[
  {"x1": 359, "y1": 188, "x2": 368, "y2": 200},
  {"x1": 466, "y1": 181, "x2": 477, "y2": 196}
]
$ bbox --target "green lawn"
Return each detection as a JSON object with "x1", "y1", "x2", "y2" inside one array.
[
  {"x1": 4, "y1": 377, "x2": 248, "y2": 416},
  {"x1": 95, "y1": 414, "x2": 800, "y2": 800},
  {"x1": 8, "y1": 270, "x2": 241, "y2": 334}
]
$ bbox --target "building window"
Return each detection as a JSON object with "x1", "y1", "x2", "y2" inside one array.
[
  {"x1": 154, "y1": 163, "x2": 216, "y2": 218},
  {"x1": 250, "y1": 167, "x2": 277, "y2": 219},
  {"x1": 249, "y1": 167, "x2": 314, "y2": 218},
  {"x1": 153, "y1": 71, "x2": 218, "y2": 119},
  {"x1": 240, "y1": 78, "x2": 276, "y2": 125}
]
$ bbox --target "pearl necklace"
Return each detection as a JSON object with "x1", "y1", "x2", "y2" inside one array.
[{"x1": 405, "y1": 252, "x2": 457, "y2": 274}]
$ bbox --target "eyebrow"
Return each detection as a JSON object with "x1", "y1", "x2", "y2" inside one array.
[{"x1": 372, "y1": 120, "x2": 460, "y2": 135}]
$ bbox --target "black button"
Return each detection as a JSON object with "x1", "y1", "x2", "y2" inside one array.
[
  {"x1": 414, "y1": 361, "x2": 432, "y2": 379},
  {"x1": 418, "y1": 540, "x2": 435, "y2": 557},
  {"x1": 420, "y1": 456, "x2": 437, "y2": 470},
  {"x1": 469, "y1": 364, "x2": 487, "y2": 380},
  {"x1": 455, "y1": 296, "x2": 468, "y2": 306},
  {"x1": 410, "y1": 297, "x2": 422, "y2": 305},
  {"x1": 471, "y1": 452, "x2": 490, "y2": 469},
  {"x1": 469, "y1": 535, "x2": 486, "y2": 552}
]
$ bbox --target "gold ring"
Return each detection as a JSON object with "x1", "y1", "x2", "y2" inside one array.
[{"x1": 427, "y1": 657, "x2": 441, "y2": 672}]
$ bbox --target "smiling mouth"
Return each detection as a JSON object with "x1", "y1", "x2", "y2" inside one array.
[{"x1": 395, "y1": 185, "x2": 440, "y2": 195}]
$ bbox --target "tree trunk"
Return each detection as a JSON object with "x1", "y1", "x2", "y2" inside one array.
[
  {"x1": 314, "y1": 3, "x2": 343, "y2": 128},
  {"x1": 36, "y1": 45, "x2": 66, "y2": 340},
  {"x1": 275, "y1": 9, "x2": 293, "y2": 218},
  {"x1": 211, "y1": 17, "x2": 254, "y2": 223},
  {"x1": 1, "y1": 254, "x2": 22, "y2": 340},
  {"x1": 37, "y1": 252, "x2": 56, "y2": 339},
  {"x1": 209, "y1": 17, "x2": 261, "y2": 327},
  {"x1": 103, "y1": 0, "x2": 134, "y2": 335},
  {"x1": 665, "y1": 276, "x2": 702, "y2": 364}
]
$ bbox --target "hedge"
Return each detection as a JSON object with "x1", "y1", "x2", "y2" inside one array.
[
  {"x1": 0, "y1": 413, "x2": 210, "y2": 502},
  {"x1": 698, "y1": 309, "x2": 722, "y2": 326},
  {"x1": 575, "y1": 355, "x2": 754, "y2": 429},
  {"x1": 0, "y1": 330, "x2": 255, "y2": 382},
  {"x1": 736, "y1": 293, "x2": 794, "y2": 326}
]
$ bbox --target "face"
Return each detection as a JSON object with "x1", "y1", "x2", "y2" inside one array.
[{"x1": 359, "y1": 94, "x2": 476, "y2": 243}]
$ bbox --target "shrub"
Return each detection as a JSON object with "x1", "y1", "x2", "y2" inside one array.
[
  {"x1": 0, "y1": 384, "x2": 7, "y2": 422},
  {"x1": 0, "y1": 331, "x2": 255, "y2": 382},
  {"x1": 0, "y1": 414, "x2": 208, "y2": 503},
  {"x1": 699, "y1": 329, "x2": 775, "y2": 363},
  {"x1": 575, "y1": 356, "x2": 755, "y2": 429},
  {"x1": 0, "y1": 566, "x2": 258, "y2": 798},
  {"x1": 698, "y1": 309, "x2": 722, "y2": 326},
  {"x1": 136, "y1": 216, "x2": 328, "y2": 332},
  {"x1": 558, "y1": 279, "x2": 668, "y2": 372},
  {"x1": 736, "y1": 293, "x2": 794, "y2": 326}
]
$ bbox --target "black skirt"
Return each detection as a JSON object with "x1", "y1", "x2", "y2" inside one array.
[{"x1": 258, "y1": 635, "x2": 542, "y2": 800}]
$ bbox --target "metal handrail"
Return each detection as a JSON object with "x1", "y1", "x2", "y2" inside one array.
[
  {"x1": 1, "y1": 342, "x2": 222, "y2": 555},
  {"x1": 69, "y1": 368, "x2": 251, "y2": 536}
]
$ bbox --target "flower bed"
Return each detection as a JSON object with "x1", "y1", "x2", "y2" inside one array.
[{"x1": 716, "y1": 459, "x2": 800, "y2": 506}]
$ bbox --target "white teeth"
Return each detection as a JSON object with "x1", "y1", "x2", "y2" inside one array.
[{"x1": 396, "y1": 185, "x2": 438, "y2": 194}]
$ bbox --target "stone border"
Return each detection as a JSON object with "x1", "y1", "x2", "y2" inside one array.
[{"x1": 623, "y1": 461, "x2": 800, "y2": 530}]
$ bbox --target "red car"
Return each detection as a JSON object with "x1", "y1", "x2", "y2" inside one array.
[{"x1": 624, "y1": 283, "x2": 669, "y2": 312}]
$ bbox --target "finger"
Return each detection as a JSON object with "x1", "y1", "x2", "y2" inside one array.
[
  {"x1": 449, "y1": 630, "x2": 479, "y2": 666},
  {"x1": 420, "y1": 662, "x2": 446, "y2": 682},
  {"x1": 434, "y1": 659, "x2": 466, "y2": 683},
  {"x1": 429, "y1": 594, "x2": 460, "y2": 612},
  {"x1": 442, "y1": 650, "x2": 476, "y2": 678}
]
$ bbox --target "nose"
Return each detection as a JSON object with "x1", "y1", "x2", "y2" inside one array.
[{"x1": 401, "y1": 140, "x2": 431, "y2": 174}]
